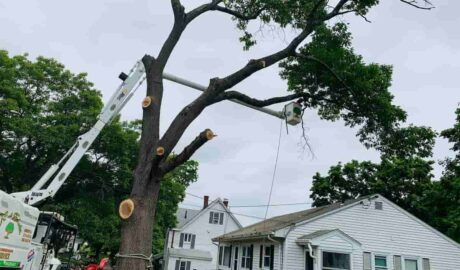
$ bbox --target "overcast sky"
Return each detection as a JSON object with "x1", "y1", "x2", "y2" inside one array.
[{"x1": 1, "y1": 0, "x2": 459, "y2": 227}]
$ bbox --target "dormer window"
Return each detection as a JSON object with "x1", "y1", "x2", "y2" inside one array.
[{"x1": 209, "y1": 211, "x2": 224, "y2": 224}]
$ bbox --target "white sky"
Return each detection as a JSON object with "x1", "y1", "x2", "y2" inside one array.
[{"x1": 1, "y1": 0, "x2": 459, "y2": 226}]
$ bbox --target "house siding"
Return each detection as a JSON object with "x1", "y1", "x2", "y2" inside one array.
[
  {"x1": 284, "y1": 198, "x2": 460, "y2": 270},
  {"x1": 166, "y1": 201, "x2": 241, "y2": 270}
]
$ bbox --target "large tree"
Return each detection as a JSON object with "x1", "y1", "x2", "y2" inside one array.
[{"x1": 118, "y1": 0, "x2": 433, "y2": 269}]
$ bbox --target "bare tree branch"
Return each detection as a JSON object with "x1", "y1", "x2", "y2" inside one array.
[
  {"x1": 211, "y1": 5, "x2": 265, "y2": 20},
  {"x1": 214, "y1": 0, "x2": 354, "y2": 92},
  {"x1": 154, "y1": 0, "x2": 356, "y2": 170},
  {"x1": 400, "y1": 0, "x2": 434, "y2": 10},
  {"x1": 158, "y1": 0, "x2": 224, "y2": 67},
  {"x1": 215, "y1": 91, "x2": 310, "y2": 107},
  {"x1": 160, "y1": 129, "x2": 215, "y2": 174},
  {"x1": 186, "y1": 0, "x2": 223, "y2": 23}
]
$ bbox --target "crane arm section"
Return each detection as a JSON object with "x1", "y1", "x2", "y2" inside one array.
[{"x1": 12, "y1": 61, "x2": 146, "y2": 206}]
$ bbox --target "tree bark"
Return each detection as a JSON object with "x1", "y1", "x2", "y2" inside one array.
[
  {"x1": 117, "y1": 176, "x2": 162, "y2": 270},
  {"x1": 116, "y1": 56, "x2": 164, "y2": 270}
]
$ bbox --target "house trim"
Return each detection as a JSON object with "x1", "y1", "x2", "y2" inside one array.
[{"x1": 179, "y1": 198, "x2": 242, "y2": 231}]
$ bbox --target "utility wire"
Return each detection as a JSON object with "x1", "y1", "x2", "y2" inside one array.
[
  {"x1": 230, "y1": 202, "x2": 312, "y2": 208},
  {"x1": 186, "y1": 192, "x2": 205, "y2": 199},
  {"x1": 263, "y1": 118, "x2": 283, "y2": 220}
]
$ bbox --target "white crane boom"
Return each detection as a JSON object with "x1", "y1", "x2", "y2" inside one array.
[
  {"x1": 11, "y1": 61, "x2": 146, "y2": 205},
  {"x1": 11, "y1": 59, "x2": 301, "y2": 206}
]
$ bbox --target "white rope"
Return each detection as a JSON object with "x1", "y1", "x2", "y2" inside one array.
[{"x1": 115, "y1": 253, "x2": 153, "y2": 269}]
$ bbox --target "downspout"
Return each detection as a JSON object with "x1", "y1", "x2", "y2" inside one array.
[
  {"x1": 307, "y1": 243, "x2": 316, "y2": 260},
  {"x1": 307, "y1": 242, "x2": 317, "y2": 270}
]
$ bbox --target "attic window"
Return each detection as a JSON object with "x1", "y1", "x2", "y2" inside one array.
[{"x1": 375, "y1": 202, "x2": 383, "y2": 210}]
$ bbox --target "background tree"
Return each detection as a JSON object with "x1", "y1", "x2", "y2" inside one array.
[
  {"x1": 420, "y1": 106, "x2": 460, "y2": 243},
  {"x1": 310, "y1": 125, "x2": 436, "y2": 216},
  {"x1": 117, "y1": 0, "x2": 434, "y2": 268},
  {"x1": 0, "y1": 51, "x2": 198, "y2": 260},
  {"x1": 310, "y1": 109, "x2": 460, "y2": 244}
]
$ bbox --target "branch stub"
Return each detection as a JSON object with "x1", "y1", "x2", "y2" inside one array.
[
  {"x1": 142, "y1": 96, "x2": 153, "y2": 108},
  {"x1": 205, "y1": 129, "x2": 216, "y2": 140},
  {"x1": 156, "y1": 147, "x2": 165, "y2": 156},
  {"x1": 119, "y1": 199, "x2": 135, "y2": 220}
]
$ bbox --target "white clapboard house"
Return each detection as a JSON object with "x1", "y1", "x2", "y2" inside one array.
[
  {"x1": 213, "y1": 194, "x2": 460, "y2": 270},
  {"x1": 163, "y1": 196, "x2": 242, "y2": 270}
]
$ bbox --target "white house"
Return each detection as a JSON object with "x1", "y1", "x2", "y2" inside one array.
[
  {"x1": 163, "y1": 196, "x2": 242, "y2": 270},
  {"x1": 213, "y1": 194, "x2": 460, "y2": 270}
]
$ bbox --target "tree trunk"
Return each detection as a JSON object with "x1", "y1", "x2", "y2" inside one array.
[{"x1": 117, "y1": 176, "x2": 162, "y2": 270}]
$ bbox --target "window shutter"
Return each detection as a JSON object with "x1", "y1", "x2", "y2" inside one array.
[
  {"x1": 423, "y1": 258, "x2": 431, "y2": 270},
  {"x1": 394, "y1": 256, "x2": 402, "y2": 270},
  {"x1": 175, "y1": 260, "x2": 180, "y2": 270},
  {"x1": 259, "y1": 245, "x2": 263, "y2": 268},
  {"x1": 219, "y1": 246, "x2": 223, "y2": 265},
  {"x1": 186, "y1": 261, "x2": 191, "y2": 270},
  {"x1": 363, "y1": 252, "x2": 372, "y2": 270},
  {"x1": 209, "y1": 212, "x2": 213, "y2": 223},
  {"x1": 228, "y1": 245, "x2": 233, "y2": 267},
  {"x1": 219, "y1": 212, "x2": 224, "y2": 224},
  {"x1": 179, "y1": 233, "x2": 184, "y2": 248},
  {"x1": 190, "y1": 234, "x2": 196, "y2": 249},
  {"x1": 270, "y1": 245, "x2": 274, "y2": 270},
  {"x1": 249, "y1": 244, "x2": 253, "y2": 270}
]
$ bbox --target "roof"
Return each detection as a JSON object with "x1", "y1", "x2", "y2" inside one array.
[
  {"x1": 214, "y1": 195, "x2": 375, "y2": 241},
  {"x1": 174, "y1": 198, "x2": 242, "y2": 230},
  {"x1": 296, "y1": 229, "x2": 361, "y2": 246},
  {"x1": 168, "y1": 248, "x2": 213, "y2": 261},
  {"x1": 296, "y1": 229, "x2": 336, "y2": 241},
  {"x1": 176, "y1": 208, "x2": 201, "y2": 228}
]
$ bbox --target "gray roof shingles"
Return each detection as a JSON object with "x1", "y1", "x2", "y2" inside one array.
[
  {"x1": 214, "y1": 195, "x2": 375, "y2": 242},
  {"x1": 176, "y1": 208, "x2": 201, "y2": 228}
]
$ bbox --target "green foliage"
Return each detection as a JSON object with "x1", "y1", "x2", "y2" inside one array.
[
  {"x1": 0, "y1": 51, "x2": 197, "y2": 257},
  {"x1": 421, "y1": 106, "x2": 460, "y2": 243},
  {"x1": 225, "y1": 0, "x2": 380, "y2": 50},
  {"x1": 311, "y1": 157, "x2": 434, "y2": 215},
  {"x1": 0, "y1": 50, "x2": 102, "y2": 193},
  {"x1": 281, "y1": 23, "x2": 407, "y2": 148}
]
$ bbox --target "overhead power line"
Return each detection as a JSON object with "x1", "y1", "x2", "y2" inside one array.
[
  {"x1": 186, "y1": 192, "x2": 204, "y2": 199},
  {"x1": 230, "y1": 202, "x2": 312, "y2": 208}
]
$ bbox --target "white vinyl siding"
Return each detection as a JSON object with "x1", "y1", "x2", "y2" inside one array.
[
  {"x1": 166, "y1": 201, "x2": 241, "y2": 270},
  {"x1": 283, "y1": 199, "x2": 460, "y2": 270}
]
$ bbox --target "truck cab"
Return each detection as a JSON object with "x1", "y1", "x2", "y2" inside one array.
[{"x1": 0, "y1": 191, "x2": 77, "y2": 270}]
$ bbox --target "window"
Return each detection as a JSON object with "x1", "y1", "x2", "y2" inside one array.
[
  {"x1": 375, "y1": 255, "x2": 388, "y2": 270},
  {"x1": 234, "y1": 247, "x2": 239, "y2": 270},
  {"x1": 241, "y1": 246, "x2": 252, "y2": 269},
  {"x1": 175, "y1": 260, "x2": 190, "y2": 270},
  {"x1": 183, "y1": 233, "x2": 192, "y2": 243},
  {"x1": 322, "y1": 252, "x2": 350, "y2": 270},
  {"x1": 263, "y1": 246, "x2": 271, "y2": 267},
  {"x1": 375, "y1": 201, "x2": 383, "y2": 210},
  {"x1": 209, "y1": 211, "x2": 224, "y2": 224},
  {"x1": 404, "y1": 259, "x2": 418, "y2": 270},
  {"x1": 219, "y1": 246, "x2": 232, "y2": 267}
]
